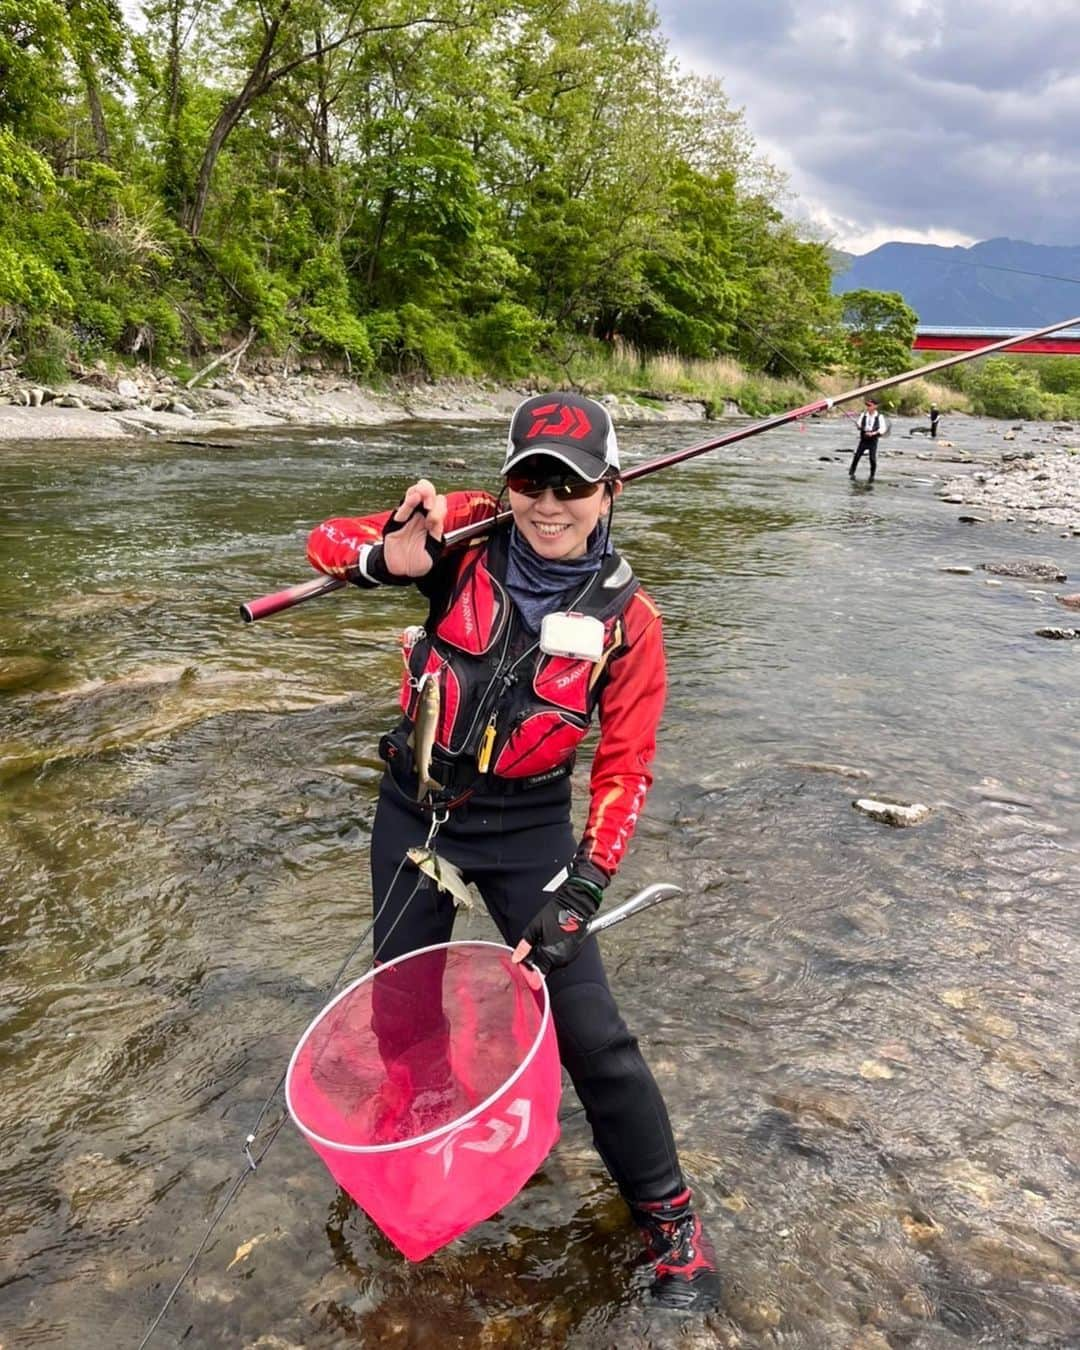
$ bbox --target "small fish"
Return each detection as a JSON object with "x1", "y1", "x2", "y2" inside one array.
[
  {"x1": 407, "y1": 672, "x2": 443, "y2": 801},
  {"x1": 407, "y1": 847, "x2": 474, "y2": 909}
]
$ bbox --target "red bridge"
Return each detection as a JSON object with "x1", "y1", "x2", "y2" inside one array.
[{"x1": 914, "y1": 325, "x2": 1080, "y2": 355}]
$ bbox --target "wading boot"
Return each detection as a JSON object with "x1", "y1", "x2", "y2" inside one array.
[{"x1": 631, "y1": 1188, "x2": 722, "y2": 1312}]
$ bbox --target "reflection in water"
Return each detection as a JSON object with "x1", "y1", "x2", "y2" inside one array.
[{"x1": 1, "y1": 419, "x2": 1078, "y2": 1347}]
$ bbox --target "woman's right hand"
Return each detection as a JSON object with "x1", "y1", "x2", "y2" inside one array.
[{"x1": 382, "y1": 479, "x2": 447, "y2": 577}]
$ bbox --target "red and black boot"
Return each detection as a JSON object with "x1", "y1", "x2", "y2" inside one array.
[{"x1": 631, "y1": 1188, "x2": 723, "y2": 1312}]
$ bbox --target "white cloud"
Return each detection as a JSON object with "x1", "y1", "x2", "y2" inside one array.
[{"x1": 654, "y1": 0, "x2": 1080, "y2": 251}]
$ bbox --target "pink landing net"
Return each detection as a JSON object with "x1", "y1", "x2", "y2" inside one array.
[{"x1": 285, "y1": 940, "x2": 562, "y2": 1261}]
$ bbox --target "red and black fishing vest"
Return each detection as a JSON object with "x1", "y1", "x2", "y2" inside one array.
[{"x1": 397, "y1": 527, "x2": 639, "y2": 784}]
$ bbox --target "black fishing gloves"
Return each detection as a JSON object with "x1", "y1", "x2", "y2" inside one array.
[
  {"x1": 383, "y1": 504, "x2": 444, "y2": 566},
  {"x1": 351, "y1": 542, "x2": 414, "y2": 587},
  {"x1": 352, "y1": 504, "x2": 444, "y2": 588},
  {"x1": 521, "y1": 873, "x2": 605, "y2": 974}
]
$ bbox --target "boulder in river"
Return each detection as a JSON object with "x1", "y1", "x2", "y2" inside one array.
[
  {"x1": 1034, "y1": 627, "x2": 1080, "y2": 640},
  {"x1": 853, "y1": 798, "x2": 931, "y2": 827},
  {"x1": 789, "y1": 760, "x2": 871, "y2": 780},
  {"x1": 0, "y1": 655, "x2": 54, "y2": 690},
  {"x1": 980, "y1": 559, "x2": 1067, "y2": 581},
  {"x1": 1055, "y1": 593, "x2": 1080, "y2": 610}
]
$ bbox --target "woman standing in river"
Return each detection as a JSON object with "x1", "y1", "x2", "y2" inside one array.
[{"x1": 305, "y1": 391, "x2": 722, "y2": 1313}]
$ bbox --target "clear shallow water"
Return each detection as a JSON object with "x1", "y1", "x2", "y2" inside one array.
[{"x1": 1, "y1": 416, "x2": 1078, "y2": 1348}]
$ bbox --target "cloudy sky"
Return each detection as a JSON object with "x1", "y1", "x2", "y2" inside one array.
[{"x1": 651, "y1": 0, "x2": 1080, "y2": 254}]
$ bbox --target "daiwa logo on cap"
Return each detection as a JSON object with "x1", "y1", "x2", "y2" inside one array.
[
  {"x1": 504, "y1": 390, "x2": 620, "y2": 481},
  {"x1": 526, "y1": 401, "x2": 594, "y2": 441}
]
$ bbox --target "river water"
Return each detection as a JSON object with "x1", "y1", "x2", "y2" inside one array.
[{"x1": 1, "y1": 415, "x2": 1078, "y2": 1349}]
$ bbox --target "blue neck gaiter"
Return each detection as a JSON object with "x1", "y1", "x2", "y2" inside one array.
[{"x1": 505, "y1": 524, "x2": 609, "y2": 634}]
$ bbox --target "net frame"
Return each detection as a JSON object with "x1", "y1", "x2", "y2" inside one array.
[{"x1": 285, "y1": 940, "x2": 553, "y2": 1154}]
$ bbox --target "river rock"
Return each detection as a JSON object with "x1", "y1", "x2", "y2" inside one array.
[
  {"x1": 116, "y1": 377, "x2": 140, "y2": 400},
  {"x1": 853, "y1": 798, "x2": 931, "y2": 827},
  {"x1": 725, "y1": 1293, "x2": 782, "y2": 1332},
  {"x1": 196, "y1": 388, "x2": 241, "y2": 407},
  {"x1": 1055, "y1": 593, "x2": 1080, "y2": 610},
  {"x1": 980, "y1": 559, "x2": 1067, "y2": 581},
  {"x1": 1034, "y1": 627, "x2": 1080, "y2": 639},
  {"x1": 788, "y1": 760, "x2": 871, "y2": 780},
  {"x1": 0, "y1": 655, "x2": 53, "y2": 690},
  {"x1": 940, "y1": 565, "x2": 974, "y2": 574},
  {"x1": 850, "y1": 1330, "x2": 894, "y2": 1350},
  {"x1": 79, "y1": 389, "x2": 135, "y2": 412},
  {"x1": 55, "y1": 1150, "x2": 158, "y2": 1227},
  {"x1": 859, "y1": 1059, "x2": 895, "y2": 1080}
]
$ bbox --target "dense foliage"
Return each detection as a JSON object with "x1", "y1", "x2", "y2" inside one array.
[
  {"x1": 0, "y1": 0, "x2": 848, "y2": 383},
  {"x1": 933, "y1": 354, "x2": 1080, "y2": 421},
  {"x1": 840, "y1": 289, "x2": 917, "y2": 383}
]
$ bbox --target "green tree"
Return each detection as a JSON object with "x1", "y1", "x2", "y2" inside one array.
[
  {"x1": 733, "y1": 201, "x2": 842, "y2": 376},
  {"x1": 842, "y1": 288, "x2": 917, "y2": 382},
  {"x1": 179, "y1": 0, "x2": 460, "y2": 236},
  {"x1": 617, "y1": 160, "x2": 741, "y2": 356},
  {"x1": 968, "y1": 358, "x2": 1049, "y2": 420}
]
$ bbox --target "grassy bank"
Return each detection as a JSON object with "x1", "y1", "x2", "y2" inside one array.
[{"x1": 543, "y1": 340, "x2": 971, "y2": 419}]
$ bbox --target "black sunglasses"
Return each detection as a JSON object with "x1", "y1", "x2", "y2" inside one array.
[{"x1": 506, "y1": 471, "x2": 604, "y2": 501}]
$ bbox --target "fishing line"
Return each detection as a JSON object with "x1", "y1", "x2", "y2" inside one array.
[
  {"x1": 138, "y1": 785, "x2": 587, "y2": 1347},
  {"x1": 736, "y1": 316, "x2": 861, "y2": 425},
  {"x1": 137, "y1": 848, "x2": 429, "y2": 1349}
]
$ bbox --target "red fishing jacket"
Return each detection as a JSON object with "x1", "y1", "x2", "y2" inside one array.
[{"x1": 307, "y1": 491, "x2": 666, "y2": 880}]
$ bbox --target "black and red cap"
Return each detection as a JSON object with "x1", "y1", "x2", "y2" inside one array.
[{"x1": 503, "y1": 392, "x2": 620, "y2": 482}]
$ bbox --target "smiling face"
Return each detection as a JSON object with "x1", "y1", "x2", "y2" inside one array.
[{"x1": 506, "y1": 456, "x2": 618, "y2": 560}]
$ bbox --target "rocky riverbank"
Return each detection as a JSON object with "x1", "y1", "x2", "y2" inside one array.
[
  {"x1": 0, "y1": 362, "x2": 715, "y2": 442},
  {"x1": 938, "y1": 437, "x2": 1080, "y2": 535}
]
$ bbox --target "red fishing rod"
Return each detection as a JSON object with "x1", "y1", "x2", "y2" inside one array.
[{"x1": 241, "y1": 313, "x2": 1080, "y2": 623}]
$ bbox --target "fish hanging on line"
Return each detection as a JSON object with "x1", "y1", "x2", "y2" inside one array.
[
  {"x1": 407, "y1": 847, "x2": 475, "y2": 909},
  {"x1": 407, "y1": 671, "x2": 443, "y2": 801}
]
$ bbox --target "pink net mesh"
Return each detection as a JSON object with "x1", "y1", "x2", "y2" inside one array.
[{"x1": 286, "y1": 941, "x2": 562, "y2": 1260}]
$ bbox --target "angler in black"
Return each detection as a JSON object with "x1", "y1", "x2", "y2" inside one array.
[{"x1": 849, "y1": 397, "x2": 884, "y2": 481}]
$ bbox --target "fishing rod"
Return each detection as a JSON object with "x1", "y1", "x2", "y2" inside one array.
[
  {"x1": 586, "y1": 881, "x2": 681, "y2": 934},
  {"x1": 240, "y1": 312, "x2": 1080, "y2": 624}
]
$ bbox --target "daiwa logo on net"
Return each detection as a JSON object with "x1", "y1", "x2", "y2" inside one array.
[{"x1": 425, "y1": 1098, "x2": 530, "y2": 1177}]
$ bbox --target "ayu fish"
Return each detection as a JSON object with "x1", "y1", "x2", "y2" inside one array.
[
  {"x1": 408, "y1": 672, "x2": 443, "y2": 801},
  {"x1": 406, "y1": 847, "x2": 474, "y2": 909}
]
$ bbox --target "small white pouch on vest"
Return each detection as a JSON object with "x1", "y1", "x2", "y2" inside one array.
[{"x1": 540, "y1": 611, "x2": 605, "y2": 661}]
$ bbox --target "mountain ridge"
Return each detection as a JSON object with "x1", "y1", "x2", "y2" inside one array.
[{"x1": 831, "y1": 237, "x2": 1080, "y2": 326}]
